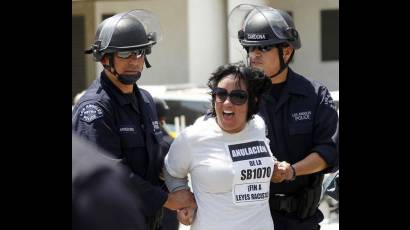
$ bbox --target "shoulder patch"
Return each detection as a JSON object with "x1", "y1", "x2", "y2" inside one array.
[
  {"x1": 321, "y1": 90, "x2": 337, "y2": 111},
  {"x1": 79, "y1": 104, "x2": 104, "y2": 123}
]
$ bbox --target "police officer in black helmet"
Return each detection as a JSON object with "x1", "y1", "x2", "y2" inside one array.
[
  {"x1": 229, "y1": 4, "x2": 339, "y2": 230},
  {"x1": 72, "y1": 9, "x2": 196, "y2": 230}
]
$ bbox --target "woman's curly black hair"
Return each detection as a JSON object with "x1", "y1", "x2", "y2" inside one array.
[{"x1": 207, "y1": 62, "x2": 271, "y2": 121}]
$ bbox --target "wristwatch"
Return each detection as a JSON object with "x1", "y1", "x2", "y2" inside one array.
[{"x1": 289, "y1": 165, "x2": 296, "y2": 181}]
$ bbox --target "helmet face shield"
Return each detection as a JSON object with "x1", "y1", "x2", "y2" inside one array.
[
  {"x1": 127, "y1": 9, "x2": 163, "y2": 43},
  {"x1": 90, "y1": 9, "x2": 163, "y2": 61},
  {"x1": 228, "y1": 4, "x2": 301, "y2": 49},
  {"x1": 98, "y1": 12, "x2": 127, "y2": 52}
]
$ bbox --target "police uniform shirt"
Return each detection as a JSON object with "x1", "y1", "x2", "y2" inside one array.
[
  {"x1": 259, "y1": 68, "x2": 339, "y2": 195},
  {"x1": 72, "y1": 71, "x2": 168, "y2": 217},
  {"x1": 165, "y1": 115, "x2": 275, "y2": 230}
]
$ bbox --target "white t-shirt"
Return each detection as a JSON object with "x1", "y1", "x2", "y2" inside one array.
[{"x1": 165, "y1": 115, "x2": 275, "y2": 230}]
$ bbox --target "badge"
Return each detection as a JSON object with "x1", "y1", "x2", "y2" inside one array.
[{"x1": 79, "y1": 104, "x2": 103, "y2": 123}]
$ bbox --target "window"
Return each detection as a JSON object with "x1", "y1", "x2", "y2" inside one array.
[
  {"x1": 321, "y1": 9, "x2": 339, "y2": 61},
  {"x1": 72, "y1": 16, "x2": 86, "y2": 100}
]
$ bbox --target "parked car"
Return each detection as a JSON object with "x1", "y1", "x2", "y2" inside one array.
[
  {"x1": 142, "y1": 84, "x2": 339, "y2": 136},
  {"x1": 140, "y1": 84, "x2": 212, "y2": 137}
]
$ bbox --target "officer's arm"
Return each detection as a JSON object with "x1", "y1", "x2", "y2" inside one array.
[
  {"x1": 273, "y1": 154, "x2": 327, "y2": 181},
  {"x1": 284, "y1": 87, "x2": 338, "y2": 179},
  {"x1": 128, "y1": 170, "x2": 170, "y2": 216},
  {"x1": 72, "y1": 102, "x2": 122, "y2": 158},
  {"x1": 308, "y1": 86, "x2": 339, "y2": 174},
  {"x1": 291, "y1": 152, "x2": 327, "y2": 177}
]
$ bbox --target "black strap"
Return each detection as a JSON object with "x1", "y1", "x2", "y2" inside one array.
[
  {"x1": 144, "y1": 56, "x2": 151, "y2": 68},
  {"x1": 269, "y1": 47, "x2": 294, "y2": 79},
  {"x1": 269, "y1": 46, "x2": 288, "y2": 78}
]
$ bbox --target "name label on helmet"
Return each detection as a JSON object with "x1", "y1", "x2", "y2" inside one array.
[{"x1": 247, "y1": 33, "x2": 267, "y2": 40}]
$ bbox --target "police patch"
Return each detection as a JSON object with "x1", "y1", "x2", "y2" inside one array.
[
  {"x1": 79, "y1": 104, "x2": 103, "y2": 123},
  {"x1": 321, "y1": 90, "x2": 337, "y2": 111},
  {"x1": 291, "y1": 111, "x2": 312, "y2": 121}
]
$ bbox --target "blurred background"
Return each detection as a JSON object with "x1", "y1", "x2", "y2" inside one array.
[
  {"x1": 72, "y1": 0, "x2": 339, "y2": 99},
  {"x1": 72, "y1": 1, "x2": 339, "y2": 229}
]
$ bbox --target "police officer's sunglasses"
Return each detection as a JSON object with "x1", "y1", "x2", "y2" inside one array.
[
  {"x1": 248, "y1": 45, "x2": 277, "y2": 52},
  {"x1": 212, "y1": 87, "x2": 248, "y2": 105},
  {"x1": 117, "y1": 49, "x2": 145, "y2": 59}
]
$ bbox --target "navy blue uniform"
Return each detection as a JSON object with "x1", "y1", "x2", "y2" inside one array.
[
  {"x1": 259, "y1": 68, "x2": 338, "y2": 229},
  {"x1": 72, "y1": 71, "x2": 168, "y2": 228}
]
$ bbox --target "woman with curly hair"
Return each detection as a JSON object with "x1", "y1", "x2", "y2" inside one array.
[{"x1": 164, "y1": 63, "x2": 277, "y2": 230}]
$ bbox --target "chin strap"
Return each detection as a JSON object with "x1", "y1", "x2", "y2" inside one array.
[
  {"x1": 144, "y1": 56, "x2": 151, "y2": 68},
  {"x1": 268, "y1": 47, "x2": 294, "y2": 79},
  {"x1": 245, "y1": 46, "x2": 294, "y2": 78},
  {"x1": 102, "y1": 54, "x2": 141, "y2": 85},
  {"x1": 102, "y1": 54, "x2": 120, "y2": 76}
]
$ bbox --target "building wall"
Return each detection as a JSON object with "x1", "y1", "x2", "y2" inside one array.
[
  {"x1": 72, "y1": 0, "x2": 189, "y2": 87},
  {"x1": 72, "y1": 0, "x2": 339, "y2": 96},
  {"x1": 72, "y1": 1, "x2": 96, "y2": 93},
  {"x1": 188, "y1": 0, "x2": 228, "y2": 87},
  {"x1": 94, "y1": 0, "x2": 189, "y2": 85},
  {"x1": 269, "y1": 0, "x2": 339, "y2": 90}
]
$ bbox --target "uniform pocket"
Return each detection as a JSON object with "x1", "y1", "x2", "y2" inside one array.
[
  {"x1": 120, "y1": 133, "x2": 145, "y2": 148},
  {"x1": 289, "y1": 122, "x2": 313, "y2": 135},
  {"x1": 120, "y1": 133, "x2": 148, "y2": 176}
]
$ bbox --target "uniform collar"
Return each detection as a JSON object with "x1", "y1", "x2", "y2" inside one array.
[
  {"x1": 100, "y1": 71, "x2": 141, "y2": 113},
  {"x1": 285, "y1": 68, "x2": 310, "y2": 97},
  {"x1": 262, "y1": 68, "x2": 310, "y2": 113}
]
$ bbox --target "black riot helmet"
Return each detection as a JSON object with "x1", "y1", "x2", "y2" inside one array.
[
  {"x1": 229, "y1": 4, "x2": 300, "y2": 49},
  {"x1": 85, "y1": 9, "x2": 162, "y2": 78},
  {"x1": 85, "y1": 9, "x2": 162, "y2": 85},
  {"x1": 228, "y1": 4, "x2": 301, "y2": 78}
]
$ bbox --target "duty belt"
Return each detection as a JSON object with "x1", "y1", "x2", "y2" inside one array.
[
  {"x1": 270, "y1": 194, "x2": 299, "y2": 214},
  {"x1": 270, "y1": 174, "x2": 324, "y2": 219}
]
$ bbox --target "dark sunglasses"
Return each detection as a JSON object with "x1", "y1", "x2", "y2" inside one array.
[
  {"x1": 248, "y1": 45, "x2": 277, "y2": 52},
  {"x1": 117, "y1": 49, "x2": 146, "y2": 59},
  {"x1": 213, "y1": 87, "x2": 248, "y2": 105}
]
